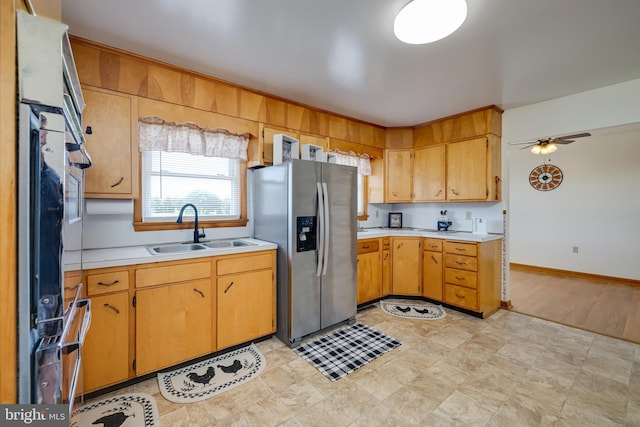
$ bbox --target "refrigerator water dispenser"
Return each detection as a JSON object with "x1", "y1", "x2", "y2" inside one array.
[{"x1": 296, "y1": 216, "x2": 317, "y2": 252}]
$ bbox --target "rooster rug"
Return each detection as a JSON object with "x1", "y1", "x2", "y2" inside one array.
[
  {"x1": 70, "y1": 392, "x2": 159, "y2": 427},
  {"x1": 157, "y1": 343, "x2": 265, "y2": 403},
  {"x1": 380, "y1": 300, "x2": 447, "y2": 320}
]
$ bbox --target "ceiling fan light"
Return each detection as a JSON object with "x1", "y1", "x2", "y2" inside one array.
[
  {"x1": 530, "y1": 145, "x2": 542, "y2": 154},
  {"x1": 394, "y1": 0, "x2": 468, "y2": 44},
  {"x1": 546, "y1": 143, "x2": 558, "y2": 153}
]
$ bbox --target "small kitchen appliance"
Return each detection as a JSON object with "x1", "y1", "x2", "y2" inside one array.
[{"x1": 472, "y1": 218, "x2": 488, "y2": 235}]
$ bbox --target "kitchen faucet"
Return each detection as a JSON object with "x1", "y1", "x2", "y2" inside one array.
[{"x1": 176, "y1": 203, "x2": 206, "y2": 243}]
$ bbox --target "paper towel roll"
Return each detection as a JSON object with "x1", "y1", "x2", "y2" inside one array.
[{"x1": 85, "y1": 199, "x2": 133, "y2": 215}]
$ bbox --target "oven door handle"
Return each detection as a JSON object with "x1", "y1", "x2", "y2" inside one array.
[{"x1": 65, "y1": 142, "x2": 92, "y2": 169}]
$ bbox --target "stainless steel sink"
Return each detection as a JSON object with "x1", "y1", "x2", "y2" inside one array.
[
  {"x1": 202, "y1": 239, "x2": 256, "y2": 249},
  {"x1": 147, "y1": 243, "x2": 207, "y2": 255}
]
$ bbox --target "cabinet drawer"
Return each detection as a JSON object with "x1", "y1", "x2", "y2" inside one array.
[
  {"x1": 445, "y1": 254, "x2": 478, "y2": 272},
  {"x1": 87, "y1": 270, "x2": 129, "y2": 295},
  {"x1": 217, "y1": 252, "x2": 273, "y2": 276},
  {"x1": 64, "y1": 271, "x2": 82, "y2": 301},
  {"x1": 444, "y1": 241, "x2": 477, "y2": 257},
  {"x1": 444, "y1": 284, "x2": 478, "y2": 311},
  {"x1": 382, "y1": 238, "x2": 390, "y2": 249},
  {"x1": 445, "y1": 268, "x2": 477, "y2": 289},
  {"x1": 358, "y1": 239, "x2": 379, "y2": 254},
  {"x1": 423, "y1": 238, "x2": 442, "y2": 252},
  {"x1": 136, "y1": 261, "x2": 211, "y2": 288}
]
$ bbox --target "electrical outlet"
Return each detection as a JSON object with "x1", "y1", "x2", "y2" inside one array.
[
  {"x1": 465, "y1": 211, "x2": 472, "y2": 221},
  {"x1": 572, "y1": 246, "x2": 579, "y2": 254}
]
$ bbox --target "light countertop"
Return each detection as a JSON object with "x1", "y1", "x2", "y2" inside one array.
[
  {"x1": 357, "y1": 227, "x2": 503, "y2": 243},
  {"x1": 63, "y1": 238, "x2": 277, "y2": 271}
]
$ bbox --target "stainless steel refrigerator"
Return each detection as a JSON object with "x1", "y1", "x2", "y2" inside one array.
[{"x1": 253, "y1": 159, "x2": 357, "y2": 347}]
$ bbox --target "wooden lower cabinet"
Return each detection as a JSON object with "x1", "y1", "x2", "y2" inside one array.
[
  {"x1": 391, "y1": 237, "x2": 421, "y2": 295},
  {"x1": 83, "y1": 291, "x2": 130, "y2": 392},
  {"x1": 217, "y1": 270, "x2": 274, "y2": 349},
  {"x1": 216, "y1": 251, "x2": 276, "y2": 349},
  {"x1": 135, "y1": 278, "x2": 213, "y2": 375},
  {"x1": 381, "y1": 239, "x2": 391, "y2": 295},
  {"x1": 422, "y1": 238, "x2": 443, "y2": 301},
  {"x1": 443, "y1": 239, "x2": 501, "y2": 317},
  {"x1": 357, "y1": 239, "x2": 382, "y2": 304}
]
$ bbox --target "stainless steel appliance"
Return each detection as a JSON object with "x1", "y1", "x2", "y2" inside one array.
[
  {"x1": 253, "y1": 159, "x2": 357, "y2": 347},
  {"x1": 17, "y1": 11, "x2": 92, "y2": 407}
]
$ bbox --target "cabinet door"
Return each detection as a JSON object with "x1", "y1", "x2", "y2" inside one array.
[
  {"x1": 217, "y1": 269, "x2": 274, "y2": 349},
  {"x1": 83, "y1": 88, "x2": 134, "y2": 197},
  {"x1": 423, "y1": 251, "x2": 443, "y2": 301},
  {"x1": 413, "y1": 145, "x2": 445, "y2": 201},
  {"x1": 136, "y1": 279, "x2": 212, "y2": 375},
  {"x1": 385, "y1": 149, "x2": 413, "y2": 202},
  {"x1": 357, "y1": 252, "x2": 382, "y2": 304},
  {"x1": 446, "y1": 137, "x2": 488, "y2": 200},
  {"x1": 84, "y1": 292, "x2": 130, "y2": 392},
  {"x1": 260, "y1": 126, "x2": 300, "y2": 166},
  {"x1": 391, "y1": 238, "x2": 421, "y2": 295}
]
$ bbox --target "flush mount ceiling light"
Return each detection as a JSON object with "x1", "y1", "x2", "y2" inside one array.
[{"x1": 394, "y1": 0, "x2": 468, "y2": 44}]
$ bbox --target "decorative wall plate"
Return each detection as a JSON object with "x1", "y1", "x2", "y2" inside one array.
[{"x1": 529, "y1": 164, "x2": 563, "y2": 191}]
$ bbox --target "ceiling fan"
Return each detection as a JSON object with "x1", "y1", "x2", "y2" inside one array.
[{"x1": 510, "y1": 132, "x2": 592, "y2": 154}]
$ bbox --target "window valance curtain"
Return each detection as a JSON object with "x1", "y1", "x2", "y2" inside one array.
[
  {"x1": 331, "y1": 150, "x2": 372, "y2": 176},
  {"x1": 138, "y1": 116, "x2": 250, "y2": 160}
]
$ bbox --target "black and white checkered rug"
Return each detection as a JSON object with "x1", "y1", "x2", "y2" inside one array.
[
  {"x1": 71, "y1": 392, "x2": 159, "y2": 427},
  {"x1": 380, "y1": 300, "x2": 447, "y2": 320},
  {"x1": 293, "y1": 323, "x2": 401, "y2": 381},
  {"x1": 157, "y1": 343, "x2": 265, "y2": 403}
]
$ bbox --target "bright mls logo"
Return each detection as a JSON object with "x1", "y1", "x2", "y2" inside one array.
[{"x1": 1, "y1": 405, "x2": 67, "y2": 426}]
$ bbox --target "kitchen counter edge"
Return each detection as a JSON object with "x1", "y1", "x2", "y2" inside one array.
[
  {"x1": 357, "y1": 229, "x2": 503, "y2": 243},
  {"x1": 64, "y1": 238, "x2": 278, "y2": 271}
]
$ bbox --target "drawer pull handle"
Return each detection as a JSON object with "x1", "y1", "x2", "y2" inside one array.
[
  {"x1": 435, "y1": 189, "x2": 442, "y2": 197},
  {"x1": 110, "y1": 177, "x2": 124, "y2": 188},
  {"x1": 193, "y1": 288, "x2": 205, "y2": 298},
  {"x1": 429, "y1": 245, "x2": 438, "y2": 249},
  {"x1": 431, "y1": 255, "x2": 438, "y2": 264},
  {"x1": 455, "y1": 261, "x2": 467, "y2": 265},
  {"x1": 64, "y1": 284, "x2": 79, "y2": 292},
  {"x1": 98, "y1": 279, "x2": 120, "y2": 287},
  {"x1": 455, "y1": 293, "x2": 465, "y2": 299},
  {"x1": 104, "y1": 303, "x2": 120, "y2": 314},
  {"x1": 224, "y1": 281, "x2": 235, "y2": 293},
  {"x1": 455, "y1": 276, "x2": 465, "y2": 280},
  {"x1": 455, "y1": 247, "x2": 467, "y2": 252},
  {"x1": 451, "y1": 189, "x2": 460, "y2": 196},
  {"x1": 362, "y1": 245, "x2": 369, "y2": 249}
]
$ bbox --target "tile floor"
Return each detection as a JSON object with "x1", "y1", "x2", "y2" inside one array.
[{"x1": 91, "y1": 302, "x2": 640, "y2": 426}]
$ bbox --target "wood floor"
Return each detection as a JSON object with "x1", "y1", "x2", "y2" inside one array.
[{"x1": 509, "y1": 265, "x2": 640, "y2": 344}]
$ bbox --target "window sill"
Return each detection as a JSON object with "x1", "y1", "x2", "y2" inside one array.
[{"x1": 133, "y1": 218, "x2": 249, "y2": 232}]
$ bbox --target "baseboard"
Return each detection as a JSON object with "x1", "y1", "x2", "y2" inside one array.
[
  {"x1": 510, "y1": 263, "x2": 640, "y2": 286},
  {"x1": 500, "y1": 300, "x2": 512, "y2": 309}
]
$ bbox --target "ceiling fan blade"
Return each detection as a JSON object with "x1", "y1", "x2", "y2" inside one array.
[
  {"x1": 553, "y1": 139, "x2": 574, "y2": 145},
  {"x1": 559, "y1": 132, "x2": 591, "y2": 139},
  {"x1": 519, "y1": 144, "x2": 534, "y2": 150},
  {"x1": 509, "y1": 141, "x2": 536, "y2": 146}
]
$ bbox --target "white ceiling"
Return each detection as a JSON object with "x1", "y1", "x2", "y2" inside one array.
[{"x1": 60, "y1": 0, "x2": 640, "y2": 127}]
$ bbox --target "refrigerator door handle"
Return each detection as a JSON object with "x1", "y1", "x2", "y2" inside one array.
[
  {"x1": 321, "y1": 182, "x2": 330, "y2": 276},
  {"x1": 316, "y1": 182, "x2": 325, "y2": 277}
]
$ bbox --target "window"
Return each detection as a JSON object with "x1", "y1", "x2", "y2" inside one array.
[{"x1": 134, "y1": 151, "x2": 247, "y2": 230}]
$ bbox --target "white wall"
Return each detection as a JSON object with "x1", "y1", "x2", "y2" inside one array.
[{"x1": 504, "y1": 78, "x2": 640, "y2": 280}]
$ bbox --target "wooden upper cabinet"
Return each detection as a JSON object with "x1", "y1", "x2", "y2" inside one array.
[
  {"x1": 446, "y1": 137, "x2": 488, "y2": 201},
  {"x1": 83, "y1": 87, "x2": 136, "y2": 198},
  {"x1": 413, "y1": 145, "x2": 445, "y2": 202},
  {"x1": 385, "y1": 149, "x2": 413, "y2": 202}
]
